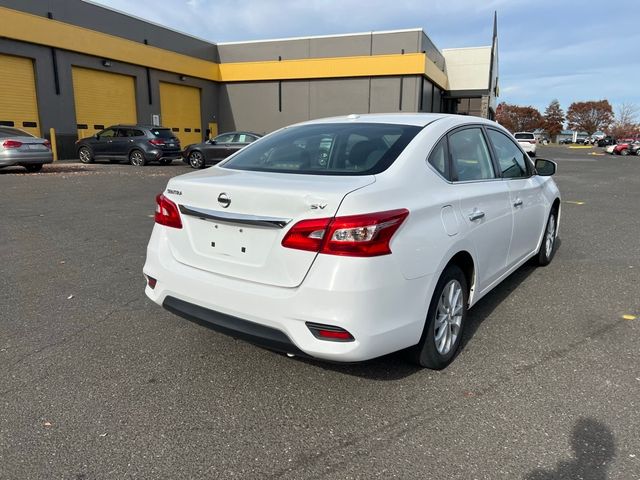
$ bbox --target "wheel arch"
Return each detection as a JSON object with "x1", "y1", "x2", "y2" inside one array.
[{"x1": 444, "y1": 250, "x2": 476, "y2": 305}]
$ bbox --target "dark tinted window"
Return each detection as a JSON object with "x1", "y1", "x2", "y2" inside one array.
[
  {"x1": 449, "y1": 128, "x2": 495, "y2": 181},
  {"x1": 124, "y1": 129, "x2": 145, "y2": 137},
  {"x1": 428, "y1": 137, "x2": 449, "y2": 179},
  {"x1": 150, "y1": 129, "x2": 174, "y2": 139},
  {"x1": 514, "y1": 133, "x2": 535, "y2": 140},
  {"x1": 215, "y1": 134, "x2": 235, "y2": 143},
  {"x1": 0, "y1": 127, "x2": 34, "y2": 138},
  {"x1": 222, "y1": 123, "x2": 421, "y2": 175},
  {"x1": 99, "y1": 129, "x2": 116, "y2": 138},
  {"x1": 487, "y1": 129, "x2": 530, "y2": 178}
]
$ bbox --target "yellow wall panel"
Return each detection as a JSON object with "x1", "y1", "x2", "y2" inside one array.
[
  {"x1": 159, "y1": 82, "x2": 202, "y2": 146},
  {"x1": 0, "y1": 54, "x2": 40, "y2": 136},
  {"x1": 72, "y1": 67, "x2": 137, "y2": 139}
]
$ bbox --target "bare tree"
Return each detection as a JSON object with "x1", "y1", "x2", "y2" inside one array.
[{"x1": 610, "y1": 103, "x2": 639, "y2": 138}]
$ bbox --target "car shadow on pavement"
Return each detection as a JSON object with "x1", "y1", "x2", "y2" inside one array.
[{"x1": 525, "y1": 417, "x2": 616, "y2": 480}]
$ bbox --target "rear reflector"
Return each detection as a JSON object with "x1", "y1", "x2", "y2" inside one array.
[
  {"x1": 145, "y1": 275, "x2": 157, "y2": 289},
  {"x1": 282, "y1": 209, "x2": 409, "y2": 257},
  {"x1": 155, "y1": 193, "x2": 183, "y2": 229},
  {"x1": 2, "y1": 140, "x2": 22, "y2": 149},
  {"x1": 306, "y1": 322, "x2": 354, "y2": 342},
  {"x1": 149, "y1": 139, "x2": 165, "y2": 146}
]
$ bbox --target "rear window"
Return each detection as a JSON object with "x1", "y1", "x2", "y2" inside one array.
[
  {"x1": 0, "y1": 127, "x2": 34, "y2": 138},
  {"x1": 150, "y1": 129, "x2": 175, "y2": 139},
  {"x1": 514, "y1": 133, "x2": 535, "y2": 140},
  {"x1": 221, "y1": 123, "x2": 421, "y2": 175}
]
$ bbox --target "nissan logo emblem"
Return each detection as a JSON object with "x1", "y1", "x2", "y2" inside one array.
[{"x1": 217, "y1": 192, "x2": 231, "y2": 208}]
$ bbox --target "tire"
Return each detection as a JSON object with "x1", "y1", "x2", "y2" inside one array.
[
  {"x1": 536, "y1": 209, "x2": 558, "y2": 266},
  {"x1": 78, "y1": 147, "x2": 94, "y2": 164},
  {"x1": 129, "y1": 149, "x2": 147, "y2": 167},
  {"x1": 188, "y1": 150, "x2": 205, "y2": 169},
  {"x1": 158, "y1": 158, "x2": 173, "y2": 165},
  {"x1": 24, "y1": 164, "x2": 43, "y2": 173},
  {"x1": 409, "y1": 264, "x2": 468, "y2": 369},
  {"x1": 620, "y1": 149, "x2": 628, "y2": 156},
  {"x1": 636, "y1": 149, "x2": 640, "y2": 156}
]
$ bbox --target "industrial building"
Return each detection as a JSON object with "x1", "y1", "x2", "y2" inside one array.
[{"x1": 0, "y1": 0, "x2": 499, "y2": 159}]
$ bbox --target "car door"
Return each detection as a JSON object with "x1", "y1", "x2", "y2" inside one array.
[
  {"x1": 207, "y1": 133, "x2": 236, "y2": 161},
  {"x1": 448, "y1": 127, "x2": 513, "y2": 293},
  {"x1": 108, "y1": 128, "x2": 132, "y2": 158},
  {"x1": 486, "y1": 128, "x2": 547, "y2": 266},
  {"x1": 92, "y1": 128, "x2": 116, "y2": 157}
]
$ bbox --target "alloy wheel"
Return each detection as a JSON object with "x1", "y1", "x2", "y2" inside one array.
[
  {"x1": 130, "y1": 151, "x2": 144, "y2": 166},
  {"x1": 434, "y1": 279, "x2": 463, "y2": 355},
  {"x1": 545, "y1": 214, "x2": 556, "y2": 258},
  {"x1": 189, "y1": 151, "x2": 204, "y2": 169}
]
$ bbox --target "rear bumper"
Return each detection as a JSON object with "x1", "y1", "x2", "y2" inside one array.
[
  {"x1": 0, "y1": 152, "x2": 53, "y2": 167},
  {"x1": 146, "y1": 149, "x2": 183, "y2": 161},
  {"x1": 143, "y1": 225, "x2": 434, "y2": 362},
  {"x1": 518, "y1": 142, "x2": 537, "y2": 153}
]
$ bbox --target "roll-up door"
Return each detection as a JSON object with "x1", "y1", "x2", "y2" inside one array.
[
  {"x1": 159, "y1": 82, "x2": 202, "y2": 146},
  {"x1": 72, "y1": 67, "x2": 137, "y2": 139},
  {"x1": 0, "y1": 54, "x2": 41, "y2": 136}
]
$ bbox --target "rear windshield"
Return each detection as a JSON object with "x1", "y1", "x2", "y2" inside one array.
[
  {"x1": 0, "y1": 127, "x2": 34, "y2": 138},
  {"x1": 221, "y1": 123, "x2": 421, "y2": 175},
  {"x1": 514, "y1": 133, "x2": 535, "y2": 140},
  {"x1": 150, "y1": 129, "x2": 175, "y2": 139}
]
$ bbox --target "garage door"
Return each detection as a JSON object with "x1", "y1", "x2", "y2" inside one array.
[
  {"x1": 72, "y1": 67, "x2": 137, "y2": 139},
  {"x1": 0, "y1": 54, "x2": 41, "y2": 137},
  {"x1": 159, "y1": 82, "x2": 202, "y2": 146}
]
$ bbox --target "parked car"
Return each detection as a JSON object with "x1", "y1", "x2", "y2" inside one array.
[
  {"x1": 559, "y1": 138, "x2": 573, "y2": 145},
  {"x1": 611, "y1": 139, "x2": 640, "y2": 156},
  {"x1": 76, "y1": 125, "x2": 182, "y2": 166},
  {"x1": 514, "y1": 132, "x2": 537, "y2": 156},
  {"x1": 0, "y1": 126, "x2": 53, "y2": 173},
  {"x1": 597, "y1": 136, "x2": 616, "y2": 147},
  {"x1": 628, "y1": 143, "x2": 640, "y2": 156},
  {"x1": 182, "y1": 131, "x2": 262, "y2": 169},
  {"x1": 144, "y1": 113, "x2": 561, "y2": 369}
]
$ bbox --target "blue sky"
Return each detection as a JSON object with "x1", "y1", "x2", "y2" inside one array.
[{"x1": 92, "y1": 0, "x2": 640, "y2": 116}]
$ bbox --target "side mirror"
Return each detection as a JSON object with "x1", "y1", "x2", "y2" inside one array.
[
  {"x1": 209, "y1": 139, "x2": 217, "y2": 144},
  {"x1": 535, "y1": 158, "x2": 556, "y2": 176}
]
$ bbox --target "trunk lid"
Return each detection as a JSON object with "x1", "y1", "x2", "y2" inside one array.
[{"x1": 163, "y1": 167, "x2": 375, "y2": 287}]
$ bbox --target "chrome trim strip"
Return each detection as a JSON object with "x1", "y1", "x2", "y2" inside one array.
[{"x1": 179, "y1": 204, "x2": 291, "y2": 229}]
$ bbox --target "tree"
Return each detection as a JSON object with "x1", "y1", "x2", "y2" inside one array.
[
  {"x1": 496, "y1": 102, "x2": 544, "y2": 132},
  {"x1": 543, "y1": 99, "x2": 565, "y2": 139},
  {"x1": 566, "y1": 100, "x2": 614, "y2": 136},
  {"x1": 610, "y1": 102, "x2": 639, "y2": 138}
]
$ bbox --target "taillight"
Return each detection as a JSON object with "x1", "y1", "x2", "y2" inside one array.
[
  {"x1": 155, "y1": 193, "x2": 182, "y2": 229},
  {"x1": 282, "y1": 209, "x2": 409, "y2": 257},
  {"x1": 43, "y1": 140, "x2": 51, "y2": 149},
  {"x1": 2, "y1": 140, "x2": 22, "y2": 149},
  {"x1": 149, "y1": 139, "x2": 165, "y2": 146},
  {"x1": 531, "y1": 139, "x2": 537, "y2": 144}
]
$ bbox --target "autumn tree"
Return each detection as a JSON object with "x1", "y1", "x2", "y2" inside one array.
[
  {"x1": 495, "y1": 102, "x2": 544, "y2": 132},
  {"x1": 566, "y1": 100, "x2": 614, "y2": 136},
  {"x1": 543, "y1": 99, "x2": 565, "y2": 139},
  {"x1": 610, "y1": 102, "x2": 639, "y2": 138}
]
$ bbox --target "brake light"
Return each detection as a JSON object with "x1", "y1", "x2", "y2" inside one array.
[
  {"x1": 149, "y1": 139, "x2": 165, "y2": 146},
  {"x1": 531, "y1": 139, "x2": 537, "y2": 144},
  {"x1": 43, "y1": 140, "x2": 51, "y2": 149},
  {"x1": 2, "y1": 140, "x2": 22, "y2": 149},
  {"x1": 155, "y1": 193, "x2": 182, "y2": 229},
  {"x1": 282, "y1": 209, "x2": 409, "y2": 257},
  {"x1": 306, "y1": 322, "x2": 354, "y2": 342}
]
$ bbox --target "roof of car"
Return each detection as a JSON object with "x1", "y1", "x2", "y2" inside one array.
[
  {"x1": 300, "y1": 113, "x2": 497, "y2": 128},
  {"x1": 111, "y1": 124, "x2": 170, "y2": 129},
  {"x1": 216, "y1": 131, "x2": 262, "y2": 136}
]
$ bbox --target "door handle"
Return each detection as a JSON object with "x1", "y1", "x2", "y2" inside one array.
[
  {"x1": 468, "y1": 211, "x2": 485, "y2": 221},
  {"x1": 513, "y1": 199, "x2": 524, "y2": 207}
]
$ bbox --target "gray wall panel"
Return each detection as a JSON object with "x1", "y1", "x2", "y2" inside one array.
[
  {"x1": 371, "y1": 31, "x2": 421, "y2": 55},
  {"x1": 0, "y1": 0, "x2": 216, "y2": 60},
  {"x1": 217, "y1": 40, "x2": 310, "y2": 63},
  {"x1": 370, "y1": 77, "x2": 402, "y2": 113},
  {"x1": 309, "y1": 79, "x2": 370, "y2": 119},
  {"x1": 308, "y1": 35, "x2": 372, "y2": 57}
]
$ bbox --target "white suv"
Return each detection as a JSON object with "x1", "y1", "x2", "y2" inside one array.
[{"x1": 514, "y1": 132, "x2": 537, "y2": 157}]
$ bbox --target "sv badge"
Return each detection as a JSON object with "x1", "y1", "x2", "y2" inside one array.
[{"x1": 310, "y1": 204, "x2": 327, "y2": 210}]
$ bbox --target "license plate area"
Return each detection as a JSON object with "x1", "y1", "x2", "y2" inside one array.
[
  {"x1": 27, "y1": 144, "x2": 47, "y2": 150},
  {"x1": 187, "y1": 218, "x2": 277, "y2": 266}
]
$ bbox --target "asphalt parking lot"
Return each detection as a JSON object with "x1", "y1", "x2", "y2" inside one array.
[{"x1": 1, "y1": 145, "x2": 639, "y2": 479}]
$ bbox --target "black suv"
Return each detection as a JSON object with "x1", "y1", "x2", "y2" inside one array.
[{"x1": 76, "y1": 125, "x2": 182, "y2": 166}]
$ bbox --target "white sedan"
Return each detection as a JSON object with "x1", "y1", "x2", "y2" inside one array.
[{"x1": 144, "y1": 114, "x2": 560, "y2": 369}]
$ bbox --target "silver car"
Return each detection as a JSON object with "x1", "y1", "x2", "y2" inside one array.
[{"x1": 0, "y1": 127, "x2": 54, "y2": 173}]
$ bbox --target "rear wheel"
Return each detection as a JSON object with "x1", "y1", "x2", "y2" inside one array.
[
  {"x1": 536, "y1": 209, "x2": 558, "y2": 266},
  {"x1": 129, "y1": 149, "x2": 147, "y2": 167},
  {"x1": 409, "y1": 264, "x2": 468, "y2": 369},
  {"x1": 621, "y1": 149, "x2": 629, "y2": 156},
  {"x1": 24, "y1": 164, "x2": 43, "y2": 173},
  {"x1": 78, "y1": 147, "x2": 93, "y2": 164},
  {"x1": 188, "y1": 151, "x2": 205, "y2": 169}
]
